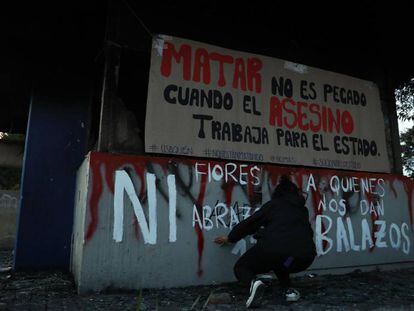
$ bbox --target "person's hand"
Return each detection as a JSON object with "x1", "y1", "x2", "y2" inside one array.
[{"x1": 214, "y1": 235, "x2": 229, "y2": 246}]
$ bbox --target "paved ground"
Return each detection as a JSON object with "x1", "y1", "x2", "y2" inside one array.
[{"x1": 2, "y1": 251, "x2": 414, "y2": 310}]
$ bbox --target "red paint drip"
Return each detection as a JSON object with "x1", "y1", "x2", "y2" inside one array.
[
  {"x1": 88, "y1": 152, "x2": 151, "y2": 242},
  {"x1": 85, "y1": 158, "x2": 103, "y2": 242},
  {"x1": 131, "y1": 164, "x2": 147, "y2": 240},
  {"x1": 311, "y1": 181, "x2": 328, "y2": 251},
  {"x1": 195, "y1": 173, "x2": 208, "y2": 276},
  {"x1": 296, "y1": 173, "x2": 304, "y2": 193},
  {"x1": 365, "y1": 191, "x2": 378, "y2": 252},
  {"x1": 148, "y1": 158, "x2": 169, "y2": 174},
  {"x1": 247, "y1": 173, "x2": 255, "y2": 206},
  {"x1": 132, "y1": 217, "x2": 140, "y2": 240},
  {"x1": 266, "y1": 170, "x2": 279, "y2": 196},
  {"x1": 389, "y1": 178, "x2": 398, "y2": 198},
  {"x1": 104, "y1": 161, "x2": 118, "y2": 194},
  {"x1": 268, "y1": 172, "x2": 279, "y2": 188},
  {"x1": 403, "y1": 179, "x2": 414, "y2": 229},
  {"x1": 222, "y1": 180, "x2": 235, "y2": 208},
  {"x1": 83, "y1": 153, "x2": 198, "y2": 244}
]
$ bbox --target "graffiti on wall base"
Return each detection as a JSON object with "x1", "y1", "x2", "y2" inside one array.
[
  {"x1": 0, "y1": 193, "x2": 18, "y2": 209},
  {"x1": 84, "y1": 152, "x2": 414, "y2": 277}
]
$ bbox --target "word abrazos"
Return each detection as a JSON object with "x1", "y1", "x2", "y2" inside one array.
[{"x1": 192, "y1": 202, "x2": 255, "y2": 231}]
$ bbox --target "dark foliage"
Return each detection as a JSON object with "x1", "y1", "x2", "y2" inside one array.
[
  {"x1": 400, "y1": 127, "x2": 414, "y2": 178},
  {"x1": 396, "y1": 79, "x2": 414, "y2": 177},
  {"x1": 396, "y1": 79, "x2": 414, "y2": 121}
]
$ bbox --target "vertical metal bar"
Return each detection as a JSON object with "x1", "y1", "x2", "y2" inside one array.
[{"x1": 97, "y1": 0, "x2": 120, "y2": 152}]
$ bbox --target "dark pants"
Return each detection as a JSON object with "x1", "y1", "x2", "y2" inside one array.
[{"x1": 234, "y1": 244, "x2": 314, "y2": 289}]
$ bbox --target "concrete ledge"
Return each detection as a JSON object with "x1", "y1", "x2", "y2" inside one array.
[
  {"x1": 303, "y1": 260, "x2": 414, "y2": 276},
  {"x1": 72, "y1": 152, "x2": 414, "y2": 293}
]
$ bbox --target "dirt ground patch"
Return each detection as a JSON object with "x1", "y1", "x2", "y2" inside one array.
[{"x1": 2, "y1": 250, "x2": 414, "y2": 310}]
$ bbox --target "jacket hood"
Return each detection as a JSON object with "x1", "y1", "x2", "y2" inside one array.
[{"x1": 278, "y1": 192, "x2": 306, "y2": 208}]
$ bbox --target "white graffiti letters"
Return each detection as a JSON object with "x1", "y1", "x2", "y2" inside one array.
[
  {"x1": 167, "y1": 175, "x2": 177, "y2": 242},
  {"x1": 195, "y1": 162, "x2": 260, "y2": 185},
  {"x1": 315, "y1": 215, "x2": 410, "y2": 255},
  {"x1": 113, "y1": 170, "x2": 177, "y2": 244},
  {"x1": 329, "y1": 175, "x2": 385, "y2": 197},
  {"x1": 317, "y1": 194, "x2": 347, "y2": 216},
  {"x1": 192, "y1": 203, "x2": 252, "y2": 231},
  {"x1": 401, "y1": 223, "x2": 411, "y2": 254},
  {"x1": 360, "y1": 199, "x2": 385, "y2": 217},
  {"x1": 315, "y1": 215, "x2": 333, "y2": 255},
  {"x1": 0, "y1": 193, "x2": 18, "y2": 209}
]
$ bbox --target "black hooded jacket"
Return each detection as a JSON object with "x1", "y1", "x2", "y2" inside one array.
[{"x1": 228, "y1": 193, "x2": 316, "y2": 258}]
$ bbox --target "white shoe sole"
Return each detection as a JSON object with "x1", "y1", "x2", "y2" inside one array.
[
  {"x1": 246, "y1": 281, "x2": 265, "y2": 308},
  {"x1": 286, "y1": 292, "x2": 301, "y2": 302}
]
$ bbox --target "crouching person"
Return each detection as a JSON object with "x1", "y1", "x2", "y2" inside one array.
[{"x1": 214, "y1": 175, "x2": 316, "y2": 308}]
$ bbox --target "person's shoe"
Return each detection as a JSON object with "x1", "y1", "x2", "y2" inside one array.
[
  {"x1": 256, "y1": 274, "x2": 274, "y2": 285},
  {"x1": 285, "y1": 288, "x2": 301, "y2": 302},
  {"x1": 246, "y1": 279, "x2": 266, "y2": 308}
]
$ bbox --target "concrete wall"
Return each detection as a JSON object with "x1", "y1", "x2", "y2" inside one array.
[
  {"x1": 72, "y1": 152, "x2": 414, "y2": 293},
  {"x1": 0, "y1": 141, "x2": 24, "y2": 168},
  {"x1": 0, "y1": 190, "x2": 19, "y2": 250},
  {"x1": 71, "y1": 157, "x2": 90, "y2": 286}
]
